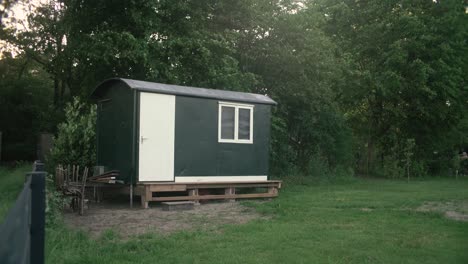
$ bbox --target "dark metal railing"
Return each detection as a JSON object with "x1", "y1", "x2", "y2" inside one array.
[{"x1": 0, "y1": 161, "x2": 46, "y2": 264}]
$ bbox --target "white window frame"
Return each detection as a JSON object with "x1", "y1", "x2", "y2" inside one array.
[{"x1": 218, "y1": 101, "x2": 254, "y2": 144}]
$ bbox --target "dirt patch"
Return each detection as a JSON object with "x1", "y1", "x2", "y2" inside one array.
[
  {"x1": 64, "y1": 201, "x2": 267, "y2": 238},
  {"x1": 416, "y1": 200, "x2": 468, "y2": 222}
]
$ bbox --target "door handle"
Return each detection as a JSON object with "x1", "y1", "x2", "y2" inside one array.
[{"x1": 141, "y1": 136, "x2": 149, "y2": 144}]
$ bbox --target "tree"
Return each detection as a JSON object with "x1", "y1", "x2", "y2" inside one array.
[
  {"x1": 0, "y1": 52, "x2": 55, "y2": 160},
  {"x1": 0, "y1": 0, "x2": 19, "y2": 27},
  {"x1": 236, "y1": 2, "x2": 353, "y2": 174},
  {"x1": 2, "y1": 0, "x2": 262, "y2": 102},
  {"x1": 314, "y1": 0, "x2": 468, "y2": 175}
]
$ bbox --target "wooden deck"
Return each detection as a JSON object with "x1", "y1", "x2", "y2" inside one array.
[{"x1": 135, "y1": 180, "x2": 282, "y2": 209}]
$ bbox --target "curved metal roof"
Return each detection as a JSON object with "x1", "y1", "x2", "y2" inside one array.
[{"x1": 92, "y1": 78, "x2": 277, "y2": 105}]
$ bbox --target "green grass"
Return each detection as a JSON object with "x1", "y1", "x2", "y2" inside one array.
[
  {"x1": 1, "y1": 167, "x2": 468, "y2": 263},
  {"x1": 0, "y1": 164, "x2": 30, "y2": 220}
]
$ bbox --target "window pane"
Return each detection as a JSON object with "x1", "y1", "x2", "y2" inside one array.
[
  {"x1": 238, "y1": 108, "x2": 251, "y2": 140},
  {"x1": 221, "y1": 106, "x2": 235, "y2": 139}
]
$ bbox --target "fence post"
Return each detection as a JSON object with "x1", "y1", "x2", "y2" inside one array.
[{"x1": 30, "y1": 161, "x2": 46, "y2": 264}]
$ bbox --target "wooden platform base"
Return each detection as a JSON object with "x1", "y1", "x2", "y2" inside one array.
[{"x1": 135, "y1": 180, "x2": 282, "y2": 209}]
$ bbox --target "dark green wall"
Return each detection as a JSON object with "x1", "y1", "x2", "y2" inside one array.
[
  {"x1": 174, "y1": 96, "x2": 271, "y2": 177},
  {"x1": 96, "y1": 82, "x2": 135, "y2": 183}
]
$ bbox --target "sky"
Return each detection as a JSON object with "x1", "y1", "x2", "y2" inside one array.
[
  {"x1": 5, "y1": 0, "x2": 47, "y2": 30},
  {"x1": 1, "y1": 0, "x2": 47, "y2": 56}
]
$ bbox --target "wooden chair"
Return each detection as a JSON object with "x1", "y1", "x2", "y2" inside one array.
[{"x1": 56, "y1": 165, "x2": 89, "y2": 215}]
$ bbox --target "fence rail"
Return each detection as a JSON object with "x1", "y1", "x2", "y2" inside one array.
[{"x1": 0, "y1": 161, "x2": 46, "y2": 264}]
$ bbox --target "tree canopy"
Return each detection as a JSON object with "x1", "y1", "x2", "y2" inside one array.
[{"x1": 1, "y1": 0, "x2": 467, "y2": 177}]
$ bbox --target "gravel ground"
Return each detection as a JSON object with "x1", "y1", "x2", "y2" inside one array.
[{"x1": 64, "y1": 199, "x2": 267, "y2": 238}]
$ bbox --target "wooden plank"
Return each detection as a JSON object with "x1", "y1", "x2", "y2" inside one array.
[
  {"x1": 151, "y1": 192, "x2": 277, "y2": 202},
  {"x1": 187, "y1": 183, "x2": 280, "y2": 189},
  {"x1": 137, "y1": 184, "x2": 279, "y2": 190},
  {"x1": 138, "y1": 180, "x2": 282, "y2": 185},
  {"x1": 180, "y1": 180, "x2": 283, "y2": 185},
  {"x1": 150, "y1": 184, "x2": 187, "y2": 192},
  {"x1": 136, "y1": 181, "x2": 282, "y2": 190}
]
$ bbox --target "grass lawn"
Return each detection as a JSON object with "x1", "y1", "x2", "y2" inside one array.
[
  {"x1": 0, "y1": 164, "x2": 30, "y2": 220},
  {"x1": 1, "y1": 166, "x2": 468, "y2": 263}
]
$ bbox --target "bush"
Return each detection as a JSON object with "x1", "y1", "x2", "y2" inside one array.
[
  {"x1": 269, "y1": 110, "x2": 354, "y2": 178},
  {"x1": 48, "y1": 97, "x2": 97, "y2": 169},
  {"x1": 410, "y1": 160, "x2": 428, "y2": 178},
  {"x1": 276, "y1": 156, "x2": 356, "y2": 186},
  {"x1": 378, "y1": 156, "x2": 404, "y2": 179},
  {"x1": 45, "y1": 174, "x2": 70, "y2": 226}
]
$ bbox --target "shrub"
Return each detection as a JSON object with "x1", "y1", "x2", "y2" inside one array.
[
  {"x1": 45, "y1": 174, "x2": 70, "y2": 226},
  {"x1": 48, "y1": 97, "x2": 97, "y2": 169}
]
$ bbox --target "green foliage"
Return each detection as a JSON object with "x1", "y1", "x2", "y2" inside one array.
[
  {"x1": 314, "y1": 0, "x2": 468, "y2": 176},
  {"x1": 48, "y1": 97, "x2": 97, "y2": 169},
  {"x1": 0, "y1": 54, "x2": 56, "y2": 160},
  {"x1": 45, "y1": 173, "x2": 68, "y2": 226},
  {"x1": 377, "y1": 156, "x2": 405, "y2": 179},
  {"x1": 238, "y1": 4, "x2": 354, "y2": 175},
  {"x1": 276, "y1": 155, "x2": 356, "y2": 186},
  {"x1": 372, "y1": 138, "x2": 428, "y2": 179},
  {"x1": 2, "y1": 0, "x2": 467, "y2": 177},
  {"x1": 0, "y1": 0, "x2": 19, "y2": 27},
  {"x1": 404, "y1": 138, "x2": 416, "y2": 181},
  {"x1": 5, "y1": 0, "x2": 355, "y2": 176}
]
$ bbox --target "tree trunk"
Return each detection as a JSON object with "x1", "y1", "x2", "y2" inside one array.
[{"x1": 53, "y1": 77, "x2": 59, "y2": 106}]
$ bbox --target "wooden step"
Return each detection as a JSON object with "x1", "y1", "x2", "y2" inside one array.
[{"x1": 161, "y1": 201, "x2": 195, "y2": 211}]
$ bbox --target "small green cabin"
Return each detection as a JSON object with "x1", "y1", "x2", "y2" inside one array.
[{"x1": 91, "y1": 78, "x2": 276, "y2": 184}]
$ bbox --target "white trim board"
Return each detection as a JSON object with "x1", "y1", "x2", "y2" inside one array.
[
  {"x1": 175, "y1": 176, "x2": 267, "y2": 183},
  {"x1": 218, "y1": 101, "x2": 256, "y2": 108}
]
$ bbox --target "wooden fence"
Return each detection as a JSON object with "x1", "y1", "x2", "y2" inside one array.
[{"x1": 0, "y1": 161, "x2": 46, "y2": 264}]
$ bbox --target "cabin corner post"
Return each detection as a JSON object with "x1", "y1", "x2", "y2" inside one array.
[{"x1": 140, "y1": 185, "x2": 151, "y2": 209}]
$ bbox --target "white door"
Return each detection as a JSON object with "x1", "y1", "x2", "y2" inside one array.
[{"x1": 138, "y1": 92, "x2": 175, "y2": 181}]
